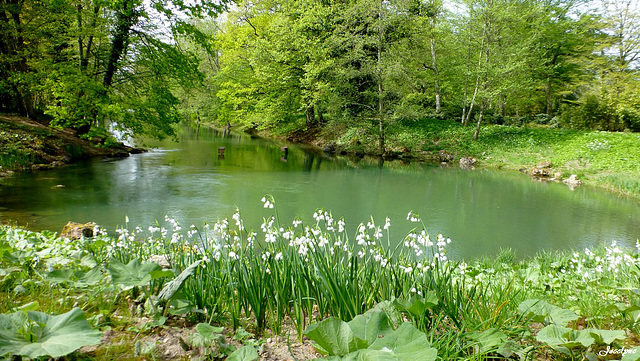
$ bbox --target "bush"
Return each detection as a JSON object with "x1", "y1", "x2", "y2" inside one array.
[{"x1": 558, "y1": 94, "x2": 639, "y2": 132}]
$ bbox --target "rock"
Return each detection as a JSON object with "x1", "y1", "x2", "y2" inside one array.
[
  {"x1": 563, "y1": 174, "x2": 582, "y2": 189},
  {"x1": 323, "y1": 142, "x2": 336, "y2": 154},
  {"x1": 537, "y1": 161, "x2": 552, "y2": 168},
  {"x1": 530, "y1": 167, "x2": 552, "y2": 178},
  {"x1": 438, "y1": 150, "x2": 454, "y2": 163},
  {"x1": 459, "y1": 157, "x2": 477, "y2": 169},
  {"x1": 148, "y1": 255, "x2": 171, "y2": 269},
  {"x1": 61, "y1": 221, "x2": 95, "y2": 240}
]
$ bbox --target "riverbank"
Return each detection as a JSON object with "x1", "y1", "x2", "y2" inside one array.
[
  {"x1": 0, "y1": 114, "x2": 144, "y2": 177},
  {"x1": 1, "y1": 211, "x2": 639, "y2": 360},
  {"x1": 263, "y1": 118, "x2": 640, "y2": 198}
]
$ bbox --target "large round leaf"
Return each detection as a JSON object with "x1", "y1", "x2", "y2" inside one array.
[{"x1": 0, "y1": 308, "x2": 102, "y2": 359}]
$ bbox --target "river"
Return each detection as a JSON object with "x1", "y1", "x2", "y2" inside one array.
[{"x1": 1, "y1": 126, "x2": 639, "y2": 259}]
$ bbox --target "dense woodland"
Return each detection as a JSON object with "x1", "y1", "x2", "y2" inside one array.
[{"x1": 1, "y1": 0, "x2": 639, "y2": 153}]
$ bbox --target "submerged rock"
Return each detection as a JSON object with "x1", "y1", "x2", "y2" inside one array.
[{"x1": 61, "y1": 221, "x2": 95, "y2": 240}]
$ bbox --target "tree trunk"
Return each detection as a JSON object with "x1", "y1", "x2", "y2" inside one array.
[
  {"x1": 103, "y1": 0, "x2": 137, "y2": 87},
  {"x1": 465, "y1": 73, "x2": 481, "y2": 127},
  {"x1": 473, "y1": 104, "x2": 484, "y2": 141},
  {"x1": 461, "y1": 20, "x2": 473, "y2": 124},
  {"x1": 464, "y1": 34, "x2": 485, "y2": 126},
  {"x1": 78, "y1": 5, "x2": 100, "y2": 73},
  {"x1": 430, "y1": 38, "x2": 441, "y2": 113},
  {"x1": 305, "y1": 104, "x2": 315, "y2": 125},
  {"x1": 1, "y1": 0, "x2": 35, "y2": 118},
  {"x1": 545, "y1": 76, "x2": 553, "y2": 116},
  {"x1": 377, "y1": 0, "x2": 385, "y2": 156},
  {"x1": 317, "y1": 106, "x2": 324, "y2": 125}
]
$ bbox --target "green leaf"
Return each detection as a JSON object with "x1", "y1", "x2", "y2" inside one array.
[
  {"x1": 468, "y1": 328, "x2": 509, "y2": 354},
  {"x1": 621, "y1": 346, "x2": 640, "y2": 360},
  {"x1": 75, "y1": 268, "x2": 104, "y2": 287},
  {"x1": 518, "y1": 299, "x2": 579, "y2": 326},
  {"x1": 367, "y1": 322, "x2": 437, "y2": 361},
  {"x1": 188, "y1": 323, "x2": 224, "y2": 348},
  {"x1": 0, "y1": 308, "x2": 102, "y2": 359},
  {"x1": 195, "y1": 323, "x2": 224, "y2": 339},
  {"x1": 44, "y1": 269, "x2": 74, "y2": 284},
  {"x1": 16, "y1": 302, "x2": 40, "y2": 312},
  {"x1": 536, "y1": 324, "x2": 594, "y2": 354},
  {"x1": 348, "y1": 308, "x2": 393, "y2": 345},
  {"x1": 150, "y1": 269, "x2": 175, "y2": 280},
  {"x1": 304, "y1": 317, "x2": 368, "y2": 356},
  {"x1": 107, "y1": 258, "x2": 161, "y2": 290},
  {"x1": 44, "y1": 268, "x2": 103, "y2": 287},
  {"x1": 392, "y1": 292, "x2": 438, "y2": 318},
  {"x1": 158, "y1": 260, "x2": 201, "y2": 301},
  {"x1": 586, "y1": 329, "x2": 626, "y2": 345},
  {"x1": 226, "y1": 345, "x2": 259, "y2": 361}
]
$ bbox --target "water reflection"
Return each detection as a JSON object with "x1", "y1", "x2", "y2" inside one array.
[{"x1": 0, "y1": 126, "x2": 639, "y2": 259}]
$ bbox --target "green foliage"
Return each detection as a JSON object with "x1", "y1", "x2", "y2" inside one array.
[
  {"x1": 187, "y1": 323, "x2": 238, "y2": 358},
  {"x1": 304, "y1": 303, "x2": 437, "y2": 360},
  {"x1": 535, "y1": 324, "x2": 626, "y2": 356},
  {"x1": 0, "y1": 307, "x2": 102, "y2": 359},
  {"x1": 305, "y1": 317, "x2": 370, "y2": 356},
  {"x1": 518, "y1": 299, "x2": 580, "y2": 326},
  {"x1": 226, "y1": 345, "x2": 259, "y2": 361},
  {"x1": 107, "y1": 258, "x2": 163, "y2": 291}
]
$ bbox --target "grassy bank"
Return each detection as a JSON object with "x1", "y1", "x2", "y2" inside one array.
[
  {"x1": 2, "y1": 202, "x2": 640, "y2": 360},
  {"x1": 273, "y1": 118, "x2": 640, "y2": 198}
]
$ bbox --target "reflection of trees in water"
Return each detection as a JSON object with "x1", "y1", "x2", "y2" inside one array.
[{"x1": 303, "y1": 153, "x2": 323, "y2": 172}]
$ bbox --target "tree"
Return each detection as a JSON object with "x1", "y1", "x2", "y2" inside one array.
[{"x1": 0, "y1": 0, "x2": 228, "y2": 139}]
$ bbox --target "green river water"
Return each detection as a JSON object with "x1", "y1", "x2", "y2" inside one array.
[{"x1": 1, "y1": 126, "x2": 639, "y2": 259}]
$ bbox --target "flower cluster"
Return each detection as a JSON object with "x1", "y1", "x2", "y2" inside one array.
[{"x1": 569, "y1": 240, "x2": 638, "y2": 280}]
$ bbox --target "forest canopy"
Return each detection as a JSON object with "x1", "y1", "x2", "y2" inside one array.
[{"x1": 1, "y1": 0, "x2": 639, "y2": 147}]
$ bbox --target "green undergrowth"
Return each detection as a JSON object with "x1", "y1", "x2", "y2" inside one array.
[{"x1": 1, "y1": 199, "x2": 640, "y2": 360}]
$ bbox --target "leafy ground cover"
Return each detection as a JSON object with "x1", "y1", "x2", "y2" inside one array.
[{"x1": 1, "y1": 198, "x2": 640, "y2": 360}]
